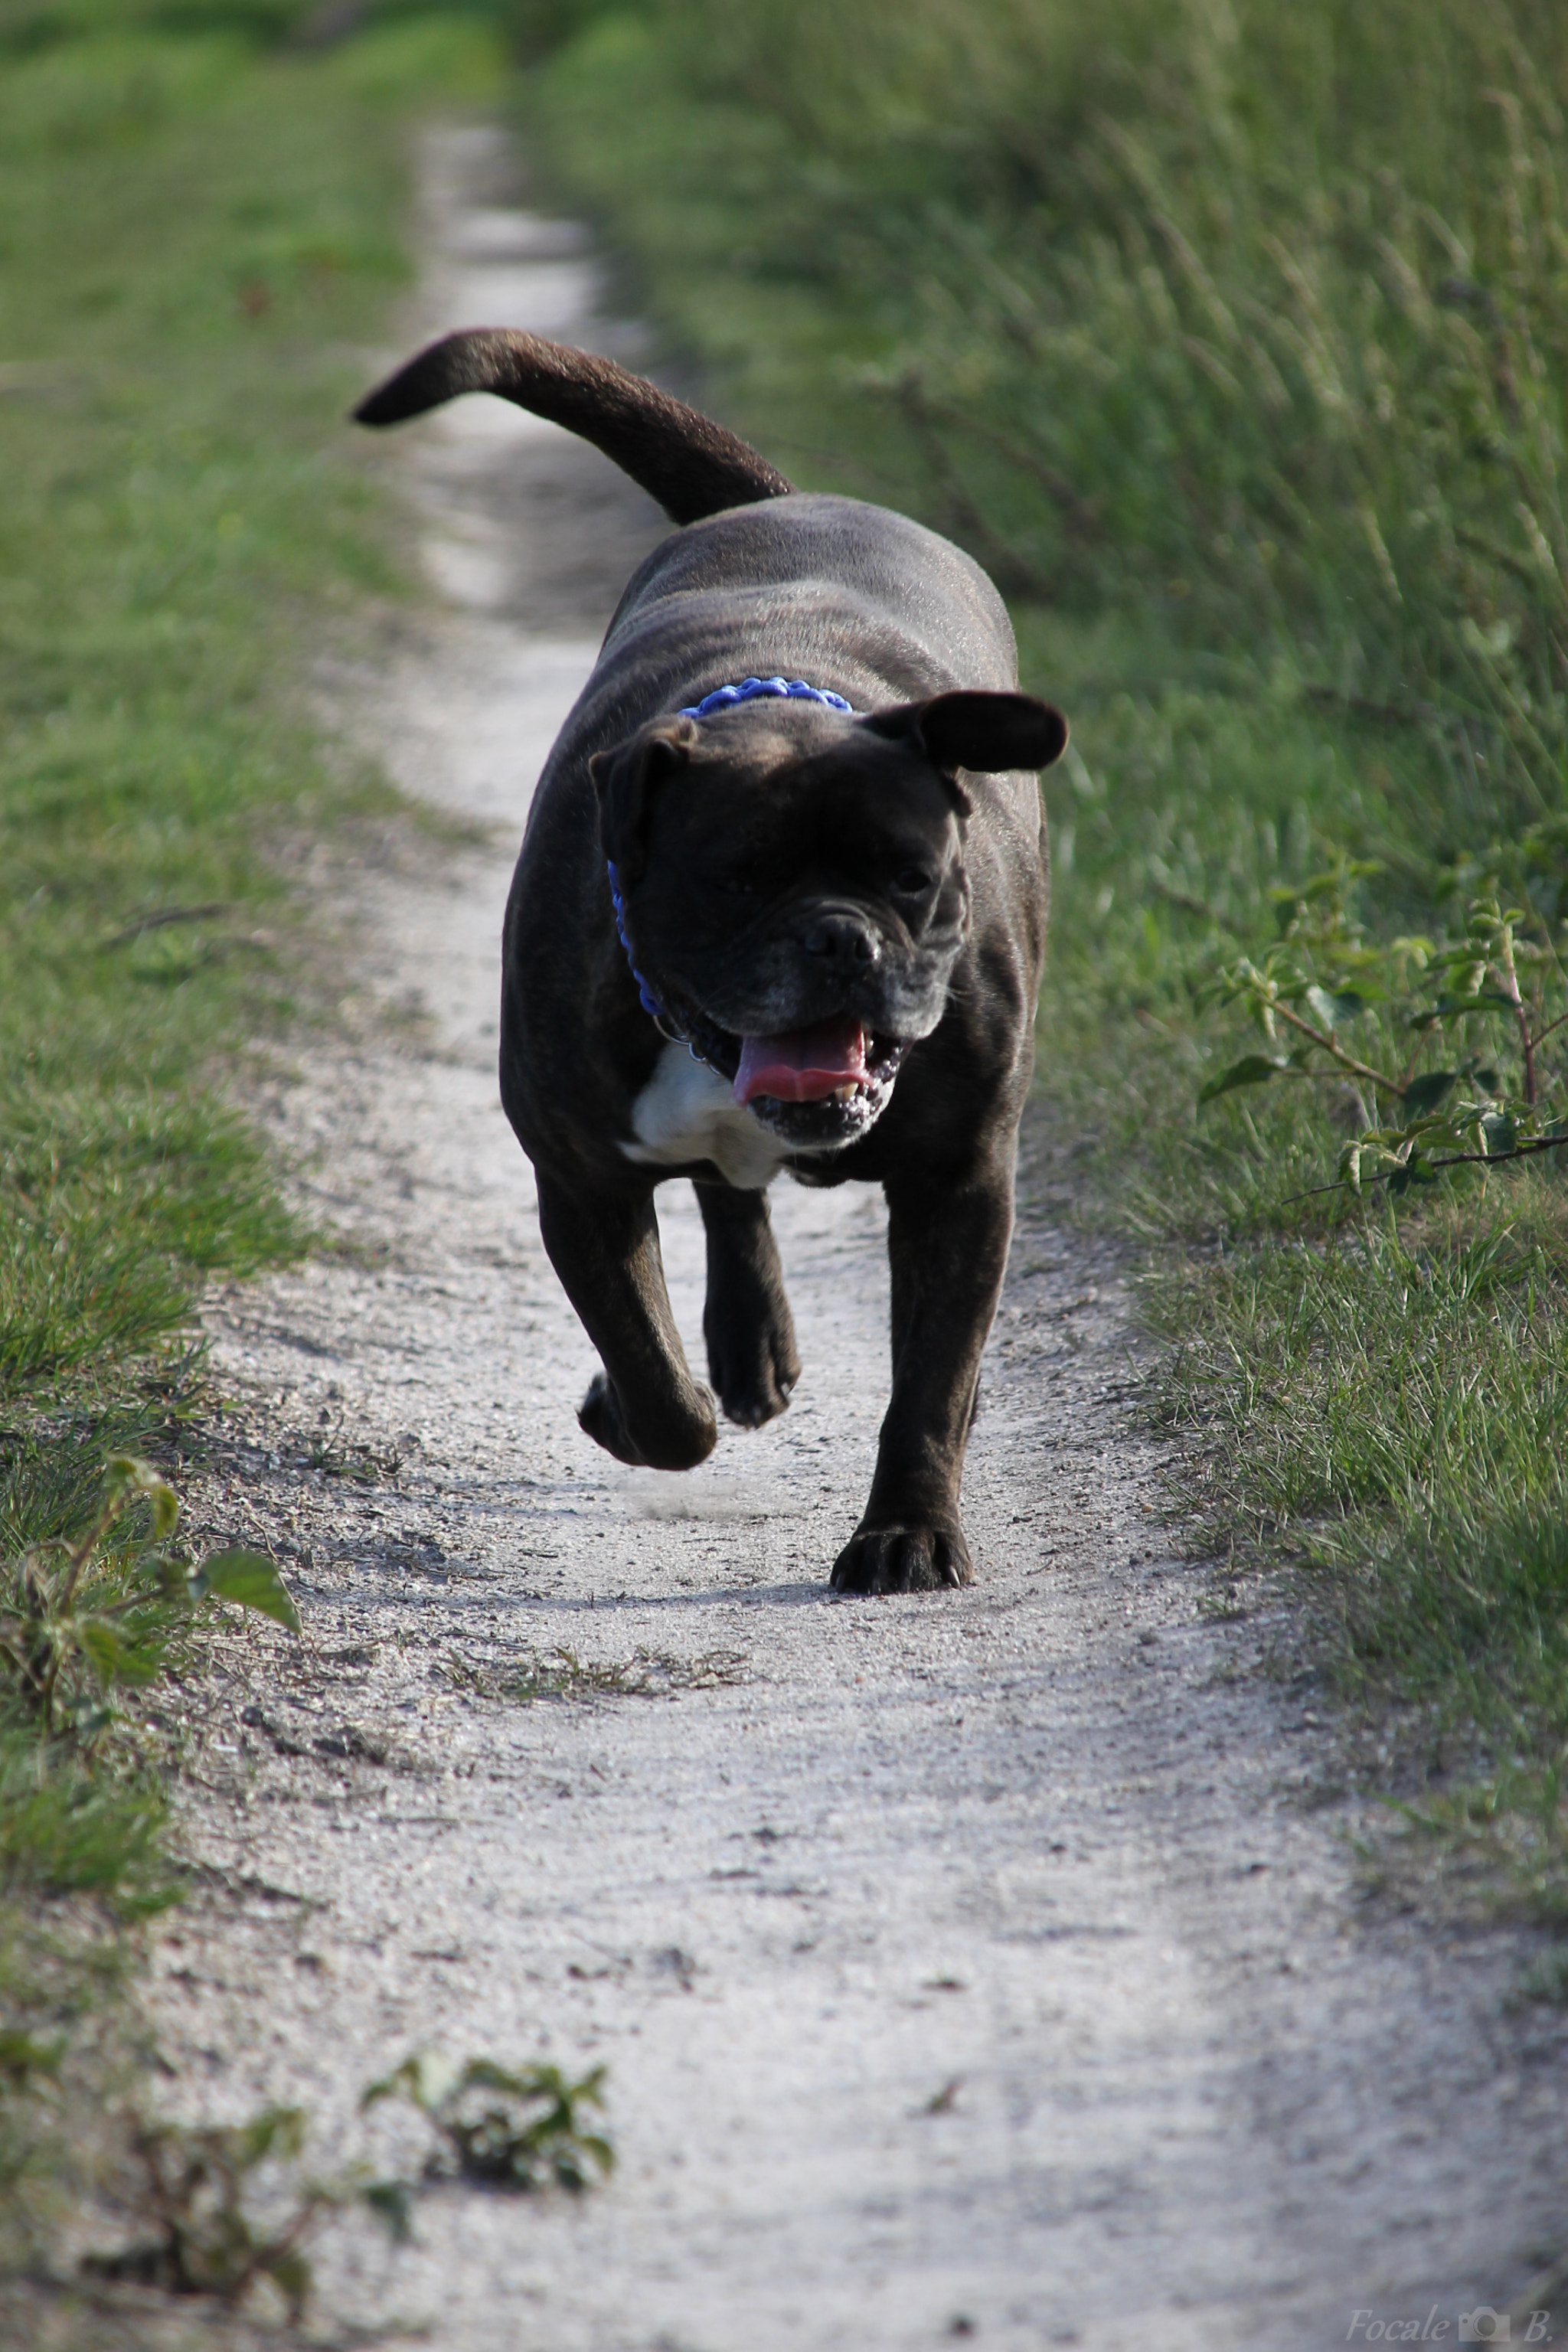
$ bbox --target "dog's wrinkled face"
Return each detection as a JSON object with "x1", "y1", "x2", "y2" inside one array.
[{"x1": 592, "y1": 690, "x2": 1066, "y2": 1150}]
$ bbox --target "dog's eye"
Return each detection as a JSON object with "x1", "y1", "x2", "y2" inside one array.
[
  {"x1": 714, "y1": 872, "x2": 761, "y2": 898},
  {"x1": 893, "y1": 867, "x2": 933, "y2": 895}
]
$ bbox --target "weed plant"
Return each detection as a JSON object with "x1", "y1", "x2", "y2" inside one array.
[
  {"x1": 2, "y1": 1452, "x2": 296, "y2": 1742},
  {"x1": 71, "y1": 2045, "x2": 612, "y2": 2324},
  {"x1": 85, "y1": 2102, "x2": 333, "y2": 2321},
  {"x1": 519, "y1": 0, "x2": 1568, "y2": 1903},
  {"x1": 363, "y1": 2048, "x2": 614, "y2": 2194}
]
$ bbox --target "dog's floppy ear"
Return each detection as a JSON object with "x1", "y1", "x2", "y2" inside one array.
[
  {"x1": 589, "y1": 717, "x2": 700, "y2": 887},
  {"x1": 863, "y1": 691, "x2": 1068, "y2": 795}
]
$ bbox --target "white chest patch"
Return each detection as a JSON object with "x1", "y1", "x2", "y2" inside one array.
[{"x1": 621, "y1": 1041, "x2": 791, "y2": 1189}]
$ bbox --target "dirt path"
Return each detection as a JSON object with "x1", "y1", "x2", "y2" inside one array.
[{"x1": 158, "y1": 125, "x2": 1568, "y2": 2352}]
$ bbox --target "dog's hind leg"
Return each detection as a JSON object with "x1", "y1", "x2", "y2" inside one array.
[
  {"x1": 695, "y1": 1181, "x2": 800, "y2": 1431},
  {"x1": 536, "y1": 1174, "x2": 717, "y2": 1472}
]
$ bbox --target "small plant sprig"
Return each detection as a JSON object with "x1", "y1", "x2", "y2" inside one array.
[
  {"x1": 87, "y1": 2105, "x2": 332, "y2": 2321},
  {"x1": 1196, "y1": 854, "x2": 1568, "y2": 1199},
  {"x1": 0, "y1": 1455, "x2": 299, "y2": 1741},
  {"x1": 85, "y1": 2101, "x2": 408, "y2": 2323},
  {"x1": 362, "y1": 2049, "x2": 615, "y2": 2194},
  {"x1": 80, "y1": 2049, "x2": 614, "y2": 2325}
]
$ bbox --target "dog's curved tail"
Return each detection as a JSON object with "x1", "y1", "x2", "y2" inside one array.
[{"x1": 353, "y1": 328, "x2": 792, "y2": 527}]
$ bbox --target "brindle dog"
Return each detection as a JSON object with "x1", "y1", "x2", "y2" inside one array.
[{"x1": 356, "y1": 331, "x2": 1066, "y2": 1592}]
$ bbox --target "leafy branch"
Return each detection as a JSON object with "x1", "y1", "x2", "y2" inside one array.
[
  {"x1": 1194, "y1": 854, "x2": 1567, "y2": 1201},
  {"x1": 1288, "y1": 1126, "x2": 1568, "y2": 1203}
]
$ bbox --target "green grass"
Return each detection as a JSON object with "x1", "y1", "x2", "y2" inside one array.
[
  {"x1": 0, "y1": 0, "x2": 515, "y2": 2286},
  {"x1": 518, "y1": 0, "x2": 1568, "y2": 1906}
]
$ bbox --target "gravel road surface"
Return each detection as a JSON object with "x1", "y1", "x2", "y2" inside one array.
[{"x1": 152, "y1": 124, "x2": 1568, "y2": 2352}]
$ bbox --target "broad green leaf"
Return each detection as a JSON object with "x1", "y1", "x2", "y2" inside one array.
[
  {"x1": 1482, "y1": 1113, "x2": 1518, "y2": 1156},
  {"x1": 1392, "y1": 1109, "x2": 1478, "y2": 1153},
  {"x1": 363, "y1": 2049, "x2": 457, "y2": 2115},
  {"x1": 143, "y1": 1557, "x2": 191, "y2": 1603},
  {"x1": 238, "y1": 2105, "x2": 309, "y2": 2167},
  {"x1": 361, "y1": 2180, "x2": 413, "y2": 2243},
  {"x1": 261, "y1": 2246, "x2": 312, "y2": 2321},
  {"x1": 1198, "y1": 1054, "x2": 1289, "y2": 1105},
  {"x1": 1426, "y1": 945, "x2": 1485, "y2": 975},
  {"x1": 106, "y1": 1456, "x2": 178, "y2": 1540},
  {"x1": 1304, "y1": 984, "x2": 1367, "y2": 1031},
  {"x1": 77, "y1": 1619, "x2": 128, "y2": 1687},
  {"x1": 1426, "y1": 989, "x2": 1517, "y2": 1021},
  {"x1": 459, "y1": 2058, "x2": 529, "y2": 2099},
  {"x1": 59, "y1": 1700, "x2": 119, "y2": 1742},
  {"x1": 1269, "y1": 859, "x2": 1381, "y2": 908},
  {"x1": 410, "y1": 2050, "x2": 461, "y2": 2109},
  {"x1": 191, "y1": 1551, "x2": 300, "y2": 1632},
  {"x1": 1400, "y1": 1071, "x2": 1459, "y2": 1118},
  {"x1": 0, "y1": 2030, "x2": 66, "y2": 2087}
]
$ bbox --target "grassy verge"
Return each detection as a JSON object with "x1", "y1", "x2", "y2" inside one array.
[
  {"x1": 0, "y1": 0, "x2": 511, "y2": 2289},
  {"x1": 517, "y1": 0, "x2": 1568, "y2": 1910}
]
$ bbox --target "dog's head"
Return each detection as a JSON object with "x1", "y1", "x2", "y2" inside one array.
[{"x1": 590, "y1": 690, "x2": 1067, "y2": 1150}]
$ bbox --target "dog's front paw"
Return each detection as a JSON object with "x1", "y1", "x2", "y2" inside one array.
[
  {"x1": 830, "y1": 1517, "x2": 974, "y2": 1595},
  {"x1": 703, "y1": 1263, "x2": 800, "y2": 1432},
  {"x1": 577, "y1": 1370, "x2": 717, "y2": 1471},
  {"x1": 707, "y1": 1317, "x2": 799, "y2": 1432},
  {"x1": 579, "y1": 1371, "x2": 648, "y2": 1465}
]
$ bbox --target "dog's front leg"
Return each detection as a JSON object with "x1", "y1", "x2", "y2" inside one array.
[
  {"x1": 695, "y1": 1181, "x2": 801, "y2": 1431},
  {"x1": 831, "y1": 1148, "x2": 1015, "y2": 1593},
  {"x1": 536, "y1": 1174, "x2": 717, "y2": 1471}
]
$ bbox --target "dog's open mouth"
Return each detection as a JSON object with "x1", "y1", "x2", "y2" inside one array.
[
  {"x1": 733, "y1": 1013, "x2": 870, "y2": 1107},
  {"x1": 732, "y1": 1015, "x2": 908, "y2": 1149},
  {"x1": 665, "y1": 1002, "x2": 909, "y2": 1151}
]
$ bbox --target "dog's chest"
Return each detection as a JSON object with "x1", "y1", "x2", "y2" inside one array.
[{"x1": 620, "y1": 1043, "x2": 789, "y2": 1189}]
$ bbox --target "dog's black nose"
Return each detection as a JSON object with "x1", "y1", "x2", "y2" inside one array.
[{"x1": 802, "y1": 912, "x2": 879, "y2": 969}]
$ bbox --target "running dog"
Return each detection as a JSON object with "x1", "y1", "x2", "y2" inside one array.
[{"x1": 356, "y1": 332, "x2": 1066, "y2": 1591}]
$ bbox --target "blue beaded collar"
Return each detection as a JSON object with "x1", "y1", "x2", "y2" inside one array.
[
  {"x1": 608, "y1": 678, "x2": 857, "y2": 1039},
  {"x1": 606, "y1": 861, "x2": 667, "y2": 1023},
  {"x1": 678, "y1": 674, "x2": 854, "y2": 720}
]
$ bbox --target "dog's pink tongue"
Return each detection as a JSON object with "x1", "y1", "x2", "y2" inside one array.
[{"x1": 734, "y1": 1015, "x2": 867, "y2": 1107}]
